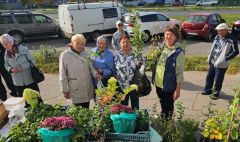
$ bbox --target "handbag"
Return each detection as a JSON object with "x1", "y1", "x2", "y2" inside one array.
[
  {"x1": 131, "y1": 66, "x2": 152, "y2": 97},
  {"x1": 25, "y1": 55, "x2": 45, "y2": 83}
]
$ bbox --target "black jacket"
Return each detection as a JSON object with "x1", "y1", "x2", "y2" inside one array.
[{"x1": 0, "y1": 44, "x2": 6, "y2": 71}]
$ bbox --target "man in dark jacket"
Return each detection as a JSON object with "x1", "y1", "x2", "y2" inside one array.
[
  {"x1": 0, "y1": 43, "x2": 17, "y2": 101},
  {"x1": 201, "y1": 23, "x2": 239, "y2": 100}
]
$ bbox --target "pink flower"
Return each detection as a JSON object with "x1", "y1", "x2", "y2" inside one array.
[
  {"x1": 40, "y1": 115, "x2": 77, "y2": 131},
  {"x1": 111, "y1": 104, "x2": 134, "y2": 114}
]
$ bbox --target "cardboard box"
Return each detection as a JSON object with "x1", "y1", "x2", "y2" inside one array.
[{"x1": 0, "y1": 104, "x2": 8, "y2": 128}]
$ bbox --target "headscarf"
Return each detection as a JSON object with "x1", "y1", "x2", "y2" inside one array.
[
  {"x1": 96, "y1": 36, "x2": 108, "y2": 49},
  {"x1": 0, "y1": 34, "x2": 15, "y2": 46}
]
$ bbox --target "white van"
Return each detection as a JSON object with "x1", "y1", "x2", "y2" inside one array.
[
  {"x1": 196, "y1": 0, "x2": 218, "y2": 6},
  {"x1": 58, "y1": 2, "x2": 126, "y2": 41}
]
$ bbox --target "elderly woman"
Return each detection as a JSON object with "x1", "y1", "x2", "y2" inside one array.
[
  {"x1": 90, "y1": 36, "x2": 114, "y2": 86},
  {"x1": 152, "y1": 26, "x2": 185, "y2": 119},
  {"x1": 114, "y1": 35, "x2": 140, "y2": 109},
  {"x1": 0, "y1": 34, "x2": 39, "y2": 97},
  {"x1": 59, "y1": 34, "x2": 101, "y2": 108}
]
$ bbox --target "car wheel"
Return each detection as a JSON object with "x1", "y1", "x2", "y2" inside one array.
[
  {"x1": 91, "y1": 31, "x2": 101, "y2": 42},
  {"x1": 142, "y1": 31, "x2": 151, "y2": 42},
  {"x1": 205, "y1": 32, "x2": 214, "y2": 41},
  {"x1": 181, "y1": 32, "x2": 187, "y2": 39},
  {"x1": 9, "y1": 31, "x2": 24, "y2": 43}
]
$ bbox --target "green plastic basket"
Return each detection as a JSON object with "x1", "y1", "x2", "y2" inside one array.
[
  {"x1": 110, "y1": 112, "x2": 137, "y2": 133},
  {"x1": 37, "y1": 128, "x2": 73, "y2": 142}
]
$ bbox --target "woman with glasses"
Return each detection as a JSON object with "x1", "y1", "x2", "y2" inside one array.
[{"x1": 112, "y1": 21, "x2": 128, "y2": 51}]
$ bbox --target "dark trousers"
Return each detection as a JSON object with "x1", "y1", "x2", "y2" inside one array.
[
  {"x1": 16, "y1": 83, "x2": 40, "y2": 97},
  {"x1": 156, "y1": 87, "x2": 174, "y2": 119},
  {"x1": 74, "y1": 102, "x2": 90, "y2": 108},
  {"x1": 0, "y1": 75, "x2": 7, "y2": 101},
  {"x1": 204, "y1": 65, "x2": 227, "y2": 95},
  {"x1": 0, "y1": 68, "x2": 17, "y2": 101},
  {"x1": 121, "y1": 90, "x2": 139, "y2": 110}
]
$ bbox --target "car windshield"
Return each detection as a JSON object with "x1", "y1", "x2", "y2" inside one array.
[
  {"x1": 186, "y1": 15, "x2": 207, "y2": 23},
  {"x1": 123, "y1": 15, "x2": 136, "y2": 24}
]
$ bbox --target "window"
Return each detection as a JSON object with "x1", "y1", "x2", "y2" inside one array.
[
  {"x1": 216, "y1": 14, "x2": 223, "y2": 23},
  {"x1": 157, "y1": 14, "x2": 168, "y2": 21},
  {"x1": 209, "y1": 15, "x2": 218, "y2": 24},
  {"x1": 186, "y1": 15, "x2": 207, "y2": 23},
  {"x1": 102, "y1": 8, "x2": 118, "y2": 19},
  {"x1": 34, "y1": 15, "x2": 52, "y2": 23},
  {"x1": 0, "y1": 16, "x2": 13, "y2": 24},
  {"x1": 15, "y1": 14, "x2": 33, "y2": 24},
  {"x1": 141, "y1": 14, "x2": 158, "y2": 22}
]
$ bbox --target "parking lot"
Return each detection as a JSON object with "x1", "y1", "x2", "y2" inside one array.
[{"x1": 21, "y1": 36, "x2": 240, "y2": 57}]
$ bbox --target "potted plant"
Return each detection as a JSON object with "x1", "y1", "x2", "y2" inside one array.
[
  {"x1": 23, "y1": 88, "x2": 42, "y2": 109},
  {"x1": 110, "y1": 104, "x2": 137, "y2": 133},
  {"x1": 37, "y1": 115, "x2": 77, "y2": 142}
]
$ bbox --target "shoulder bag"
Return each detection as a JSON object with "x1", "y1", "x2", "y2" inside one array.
[{"x1": 25, "y1": 55, "x2": 45, "y2": 83}]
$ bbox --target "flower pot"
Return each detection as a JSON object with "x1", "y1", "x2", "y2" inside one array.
[
  {"x1": 110, "y1": 112, "x2": 137, "y2": 133},
  {"x1": 37, "y1": 128, "x2": 74, "y2": 142}
]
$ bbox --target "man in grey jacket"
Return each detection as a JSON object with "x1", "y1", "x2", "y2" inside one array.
[
  {"x1": 111, "y1": 21, "x2": 127, "y2": 51},
  {"x1": 201, "y1": 23, "x2": 239, "y2": 100}
]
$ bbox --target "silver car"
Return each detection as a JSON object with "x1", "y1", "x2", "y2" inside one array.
[{"x1": 0, "y1": 11, "x2": 60, "y2": 43}]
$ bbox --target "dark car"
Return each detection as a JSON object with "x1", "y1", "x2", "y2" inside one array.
[
  {"x1": 232, "y1": 20, "x2": 240, "y2": 38},
  {"x1": 181, "y1": 13, "x2": 225, "y2": 41},
  {"x1": 0, "y1": 10, "x2": 60, "y2": 43}
]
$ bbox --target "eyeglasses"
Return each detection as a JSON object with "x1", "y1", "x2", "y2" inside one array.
[{"x1": 118, "y1": 24, "x2": 123, "y2": 26}]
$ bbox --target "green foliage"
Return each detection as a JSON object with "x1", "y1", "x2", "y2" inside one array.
[
  {"x1": 129, "y1": 10, "x2": 145, "y2": 58},
  {"x1": 33, "y1": 44, "x2": 60, "y2": 73},
  {"x1": 202, "y1": 85, "x2": 240, "y2": 141},
  {"x1": 3, "y1": 104, "x2": 65, "y2": 142},
  {"x1": 23, "y1": 88, "x2": 41, "y2": 109},
  {"x1": 151, "y1": 102, "x2": 199, "y2": 142}
]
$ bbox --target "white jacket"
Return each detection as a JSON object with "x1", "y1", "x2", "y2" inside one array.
[{"x1": 59, "y1": 48, "x2": 96, "y2": 104}]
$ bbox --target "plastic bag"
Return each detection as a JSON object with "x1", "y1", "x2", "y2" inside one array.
[{"x1": 110, "y1": 113, "x2": 137, "y2": 133}]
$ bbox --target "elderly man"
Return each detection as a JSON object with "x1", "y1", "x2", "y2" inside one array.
[
  {"x1": 201, "y1": 23, "x2": 239, "y2": 100},
  {"x1": 111, "y1": 20, "x2": 128, "y2": 51}
]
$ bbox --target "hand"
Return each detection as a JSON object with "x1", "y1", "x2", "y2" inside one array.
[
  {"x1": 63, "y1": 92, "x2": 70, "y2": 99},
  {"x1": 95, "y1": 72, "x2": 102, "y2": 81},
  {"x1": 11, "y1": 67, "x2": 23, "y2": 73},
  {"x1": 173, "y1": 91, "x2": 180, "y2": 100},
  {"x1": 96, "y1": 69, "x2": 103, "y2": 74}
]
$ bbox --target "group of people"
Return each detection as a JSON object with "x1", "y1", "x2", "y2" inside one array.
[{"x1": 0, "y1": 21, "x2": 239, "y2": 118}]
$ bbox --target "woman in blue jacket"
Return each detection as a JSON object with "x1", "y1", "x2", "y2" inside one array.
[{"x1": 90, "y1": 36, "x2": 114, "y2": 86}]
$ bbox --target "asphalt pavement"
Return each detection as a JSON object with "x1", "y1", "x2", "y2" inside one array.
[{"x1": 35, "y1": 71, "x2": 240, "y2": 122}]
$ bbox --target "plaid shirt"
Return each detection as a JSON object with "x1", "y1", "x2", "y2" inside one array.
[{"x1": 210, "y1": 36, "x2": 225, "y2": 65}]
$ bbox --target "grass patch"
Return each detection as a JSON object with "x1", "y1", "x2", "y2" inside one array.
[
  {"x1": 129, "y1": 6, "x2": 240, "y2": 11},
  {"x1": 185, "y1": 56, "x2": 240, "y2": 74}
]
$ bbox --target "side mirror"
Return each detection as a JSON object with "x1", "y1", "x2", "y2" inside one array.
[
  {"x1": 48, "y1": 18, "x2": 52, "y2": 23},
  {"x1": 221, "y1": 19, "x2": 226, "y2": 23},
  {"x1": 166, "y1": 18, "x2": 170, "y2": 21}
]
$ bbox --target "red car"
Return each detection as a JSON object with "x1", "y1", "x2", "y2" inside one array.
[
  {"x1": 232, "y1": 20, "x2": 240, "y2": 38},
  {"x1": 181, "y1": 13, "x2": 225, "y2": 41}
]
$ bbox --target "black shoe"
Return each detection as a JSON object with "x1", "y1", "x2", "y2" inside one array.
[
  {"x1": 201, "y1": 90, "x2": 212, "y2": 95},
  {"x1": 210, "y1": 93, "x2": 219, "y2": 100}
]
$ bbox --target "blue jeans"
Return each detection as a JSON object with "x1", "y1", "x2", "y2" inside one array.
[{"x1": 204, "y1": 65, "x2": 227, "y2": 95}]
